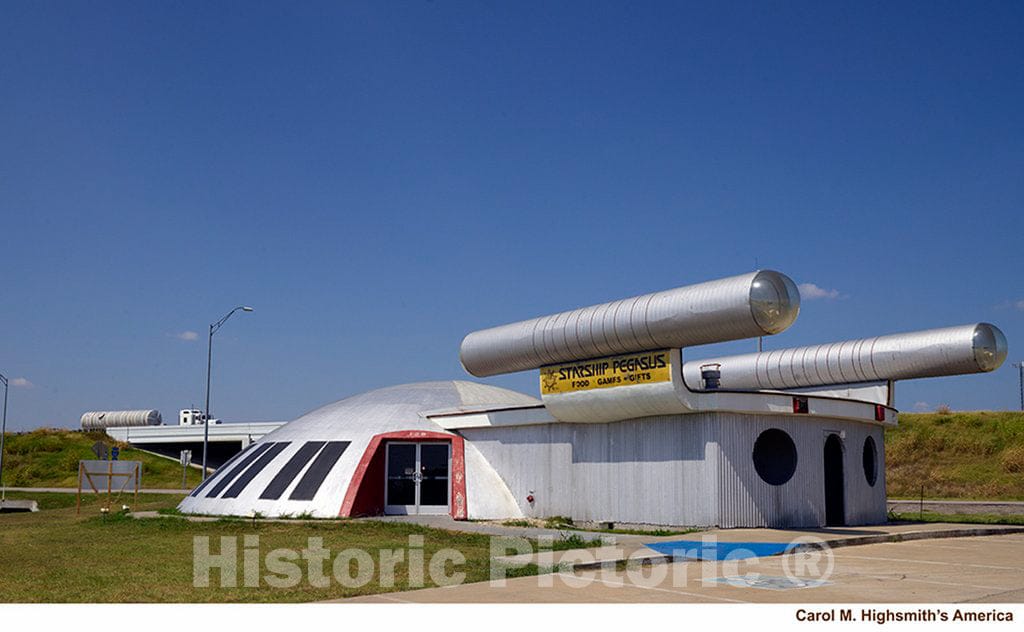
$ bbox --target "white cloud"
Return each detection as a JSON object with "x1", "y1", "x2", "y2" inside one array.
[
  {"x1": 11, "y1": 377, "x2": 33, "y2": 389},
  {"x1": 1015, "y1": 300, "x2": 1024, "y2": 311},
  {"x1": 798, "y1": 283, "x2": 842, "y2": 300},
  {"x1": 176, "y1": 331, "x2": 200, "y2": 342},
  {"x1": 912, "y1": 401, "x2": 929, "y2": 412}
]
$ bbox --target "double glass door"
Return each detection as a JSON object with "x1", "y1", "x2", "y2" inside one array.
[{"x1": 384, "y1": 442, "x2": 450, "y2": 515}]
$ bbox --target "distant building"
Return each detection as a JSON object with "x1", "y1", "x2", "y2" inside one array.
[{"x1": 179, "y1": 409, "x2": 221, "y2": 426}]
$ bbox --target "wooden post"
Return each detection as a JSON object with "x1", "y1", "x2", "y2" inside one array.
[
  {"x1": 134, "y1": 463, "x2": 139, "y2": 508},
  {"x1": 107, "y1": 460, "x2": 113, "y2": 512}
]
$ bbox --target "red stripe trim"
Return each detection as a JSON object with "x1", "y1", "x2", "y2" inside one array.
[{"x1": 339, "y1": 430, "x2": 467, "y2": 520}]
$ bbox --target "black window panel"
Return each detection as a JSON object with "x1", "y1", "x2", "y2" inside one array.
[
  {"x1": 387, "y1": 478, "x2": 415, "y2": 505},
  {"x1": 258, "y1": 441, "x2": 327, "y2": 500},
  {"x1": 288, "y1": 441, "x2": 349, "y2": 501},
  {"x1": 420, "y1": 444, "x2": 450, "y2": 478},
  {"x1": 752, "y1": 428, "x2": 798, "y2": 486},
  {"x1": 190, "y1": 445, "x2": 254, "y2": 497},
  {"x1": 862, "y1": 436, "x2": 878, "y2": 487},
  {"x1": 203, "y1": 443, "x2": 274, "y2": 498},
  {"x1": 221, "y1": 442, "x2": 290, "y2": 498},
  {"x1": 419, "y1": 478, "x2": 449, "y2": 506},
  {"x1": 386, "y1": 444, "x2": 417, "y2": 506},
  {"x1": 387, "y1": 444, "x2": 416, "y2": 477}
]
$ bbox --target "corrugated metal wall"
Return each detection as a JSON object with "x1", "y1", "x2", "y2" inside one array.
[
  {"x1": 712, "y1": 414, "x2": 886, "y2": 527},
  {"x1": 463, "y1": 412, "x2": 887, "y2": 528},
  {"x1": 462, "y1": 415, "x2": 718, "y2": 525}
]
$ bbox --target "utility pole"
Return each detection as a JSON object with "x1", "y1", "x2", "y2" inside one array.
[
  {"x1": 1014, "y1": 362, "x2": 1024, "y2": 412},
  {"x1": 0, "y1": 373, "x2": 8, "y2": 504}
]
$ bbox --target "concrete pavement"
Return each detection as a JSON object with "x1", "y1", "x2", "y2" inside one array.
[
  {"x1": 3, "y1": 486, "x2": 188, "y2": 495},
  {"x1": 887, "y1": 499, "x2": 1024, "y2": 516},
  {"x1": 338, "y1": 525, "x2": 1024, "y2": 603},
  {"x1": 353, "y1": 514, "x2": 679, "y2": 542}
]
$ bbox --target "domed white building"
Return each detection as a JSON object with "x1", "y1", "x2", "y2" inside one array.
[
  {"x1": 178, "y1": 381, "x2": 540, "y2": 519},
  {"x1": 179, "y1": 271, "x2": 1006, "y2": 528}
]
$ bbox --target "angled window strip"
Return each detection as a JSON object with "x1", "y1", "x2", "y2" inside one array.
[
  {"x1": 258, "y1": 441, "x2": 327, "y2": 500},
  {"x1": 221, "y1": 442, "x2": 291, "y2": 499},
  {"x1": 189, "y1": 445, "x2": 253, "y2": 497},
  {"x1": 203, "y1": 442, "x2": 274, "y2": 498},
  {"x1": 288, "y1": 441, "x2": 350, "y2": 501}
]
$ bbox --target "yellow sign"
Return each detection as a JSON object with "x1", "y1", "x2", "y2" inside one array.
[{"x1": 540, "y1": 350, "x2": 672, "y2": 395}]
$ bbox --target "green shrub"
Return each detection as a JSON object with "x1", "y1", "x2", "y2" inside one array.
[
  {"x1": 502, "y1": 519, "x2": 532, "y2": 527},
  {"x1": 544, "y1": 515, "x2": 574, "y2": 528}
]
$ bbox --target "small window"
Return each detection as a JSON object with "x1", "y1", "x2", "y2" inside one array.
[
  {"x1": 862, "y1": 436, "x2": 878, "y2": 487},
  {"x1": 752, "y1": 428, "x2": 798, "y2": 486}
]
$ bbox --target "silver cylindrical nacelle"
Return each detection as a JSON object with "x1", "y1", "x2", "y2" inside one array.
[
  {"x1": 682, "y1": 323, "x2": 1008, "y2": 390},
  {"x1": 80, "y1": 409, "x2": 163, "y2": 430},
  {"x1": 460, "y1": 270, "x2": 801, "y2": 377}
]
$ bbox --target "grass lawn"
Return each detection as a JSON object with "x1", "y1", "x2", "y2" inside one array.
[{"x1": 0, "y1": 492, "x2": 551, "y2": 602}]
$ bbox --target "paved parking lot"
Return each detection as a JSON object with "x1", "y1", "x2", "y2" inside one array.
[{"x1": 343, "y1": 531, "x2": 1024, "y2": 603}]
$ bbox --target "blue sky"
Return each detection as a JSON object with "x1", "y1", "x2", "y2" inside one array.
[{"x1": 1, "y1": 2, "x2": 1022, "y2": 430}]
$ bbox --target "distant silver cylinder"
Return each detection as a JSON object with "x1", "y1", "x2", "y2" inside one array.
[
  {"x1": 460, "y1": 270, "x2": 800, "y2": 377},
  {"x1": 682, "y1": 323, "x2": 1008, "y2": 390},
  {"x1": 80, "y1": 409, "x2": 162, "y2": 430}
]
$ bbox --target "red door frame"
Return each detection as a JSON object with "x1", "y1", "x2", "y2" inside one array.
[{"x1": 339, "y1": 430, "x2": 467, "y2": 520}]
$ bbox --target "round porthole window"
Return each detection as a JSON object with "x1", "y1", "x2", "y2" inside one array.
[
  {"x1": 752, "y1": 428, "x2": 798, "y2": 486},
  {"x1": 863, "y1": 436, "x2": 878, "y2": 487}
]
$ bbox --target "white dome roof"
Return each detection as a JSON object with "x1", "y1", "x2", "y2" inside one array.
[{"x1": 179, "y1": 381, "x2": 537, "y2": 518}]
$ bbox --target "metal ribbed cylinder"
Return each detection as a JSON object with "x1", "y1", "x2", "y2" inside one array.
[
  {"x1": 460, "y1": 270, "x2": 801, "y2": 377},
  {"x1": 682, "y1": 323, "x2": 1008, "y2": 390},
  {"x1": 80, "y1": 409, "x2": 163, "y2": 430}
]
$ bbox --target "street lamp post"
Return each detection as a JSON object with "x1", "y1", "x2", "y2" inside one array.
[
  {"x1": 1013, "y1": 362, "x2": 1024, "y2": 412},
  {"x1": 202, "y1": 306, "x2": 254, "y2": 481},
  {"x1": 0, "y1": 372, "x2": 8, "y2": 503}
]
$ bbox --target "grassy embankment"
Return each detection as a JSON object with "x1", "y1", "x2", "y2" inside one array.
[
  {"x1": 886, "y1": 411, "x2": 1024, "y2": 501},
  {"x1": 0, "y1": 428, "x2": 203, "y2": 489}
]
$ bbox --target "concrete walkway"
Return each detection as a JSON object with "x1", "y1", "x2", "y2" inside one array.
[
  {"x1": 126, "y1": 511, "x2": 690, "y2": 540},
  {"x1": 12, "y1": 486, "x2": 1023, "y2": 514},
  {"x1": 489, "y1": 521, "x2": 1024, "y2": 572},
  {"x1": 353, "y1": 514, "x2": 665, "y2": 543},
  {"x1": 3, "y1": 486, "x2": 188, "y2": 495},
  {"x1": 887, "y1": 499, "x2": 1024, "y2": 516}
]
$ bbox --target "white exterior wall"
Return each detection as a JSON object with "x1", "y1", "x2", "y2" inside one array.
[
  {"x1": 463, "y1": 441, "x2": 524, "y2": 519},
  {"x1": 462, "y1": 412, "x2": 887, "y2": 528}
]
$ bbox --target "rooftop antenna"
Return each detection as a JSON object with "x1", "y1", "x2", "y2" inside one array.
[{"x1": 754, "y1": 256, "x2": 763, "y2": 353}]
